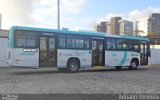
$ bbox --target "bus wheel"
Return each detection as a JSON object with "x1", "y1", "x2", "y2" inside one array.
[
  {"x1": 67, "y1": 59, "x2": 80, "y2": 72},
  {"x1": 129, "y1": 60, "x2": 138, "y2": 70},
  {"x1": 115, "y1": 66, "x2": 122, "y2": 70}
]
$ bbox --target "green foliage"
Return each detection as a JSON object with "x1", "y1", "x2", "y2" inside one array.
[{"x1": 148, "y1": 32, "x2": 157, "y2": 35}]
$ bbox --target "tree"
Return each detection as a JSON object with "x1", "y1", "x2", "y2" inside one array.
[{"x1": 148, "y1": 32, "x2": 157, "y2": 35}]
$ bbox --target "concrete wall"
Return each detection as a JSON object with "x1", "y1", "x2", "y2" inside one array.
[
  {"x1": 0, "y1": 30, "x2": 9, "y2": 67},
  {"x1": 0, "y1": 14, "x2": 1, "y2": 29},
  {"x1": 0, "y1": 29, "x2": 9, "y2": 37},
  {"x1": 0, "y1": 38, "x2": 9, "y2": 67},
  {"x1": 150, "y1": 48, "x2": 160, "y2": 65}
]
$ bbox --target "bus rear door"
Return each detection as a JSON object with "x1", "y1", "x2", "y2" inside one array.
[{"x1": 140, "y1": 41, "x2": 148, "y2": 65}]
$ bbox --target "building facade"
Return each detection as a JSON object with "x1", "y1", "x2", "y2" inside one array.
[
  {"x1": 136, "y1": 17, "x2": 151, "y2": 36},
  {"x1": 119, "y1": 20, "x2": 133, "y2": 36},
  {"x1": 0, "y1": 29, "x2": 9, "y2": 38},
  {"x1": 106, "y1": 23, "x2": 111, "y2": 33},
  {"x1": 149, "y1": 13, "x2": 160, "y2": 34},
  {"x1": 110, "y1": 17, "x2": 122, "y2": 35},
  {"x1": 94, "y1": 22, "x2": 108, "y2": 33},
  {"x1": 136, "y1": 13, "x2": 160, "y2": 36}
]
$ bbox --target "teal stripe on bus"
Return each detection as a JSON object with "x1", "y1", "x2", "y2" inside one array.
[
  {"x1": 118, "y1": 51, "x2": 127, "y2": 66},
  {"x1": 9, "y1": 26, "x2": 16, "y2": 48}
]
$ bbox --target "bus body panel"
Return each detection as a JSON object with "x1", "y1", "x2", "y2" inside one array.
[
  {"x1": 7, "y1": 48, "x2": 14, "y2": 66},
  {"x1": 8, "y1": 48, "x2": 39, "y2": 68},
  {"x1": 148, "y1": 57, "x2": 151, "y2": 65},
  {"x1": 105, "y1": 51, "x2": 140, "y2": 67},
  {"x1": 57, "y1": 49, "x2": 92, "y2": 68}
]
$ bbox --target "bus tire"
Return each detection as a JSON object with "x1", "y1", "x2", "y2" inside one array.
[
  {"x1": 115, "y1": 66, "x2": 122, "y2": 70},
  {"x1": 129, "y1": 60, "x2": 138, "y2": 70},
  {"x1": 67, "y1": 59, "x2": 80, "y2": 72}
]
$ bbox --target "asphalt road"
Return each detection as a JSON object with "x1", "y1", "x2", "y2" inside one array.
[{"x1": 0, "y1": 65, "x2": 160, "y2": 94}]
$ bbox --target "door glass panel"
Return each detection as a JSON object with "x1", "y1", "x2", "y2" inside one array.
[
  {"x1": 97, "y1": 41, "x2": 103, "y2": 65},
  {"x1": 140, "y1": 43, "x2": 148, "y2": 65},
  {"x1": 144, "y1": 44, "x2": 148, "y2": 65},
  {"x1": 40, "y1": 37, "x2": 56, "y2": 67},
  {"x1": 140, "y1": 44, "x2": 144, "y2": 65},
  {"x1": 92, "y1": 40, "x2": 97, "y2": 66},
  {"x1": 40, "y1": 37, "x2": 47, "y2": 51},
  {"x1": 49, "y1": 38, "x2": 55, "y2": 51},
  {"x1": 92, "y1": 41, "x2": 97, "y2": 50},
  {"x1": 48, "y1": 38, "x2": 56, "y2": 66},
  {"x1": 92, "y1": 39, "x2": 104, "y2": 66},
  {"x1": 40, "y1": 37, "x2": 47, "y2": 66}
]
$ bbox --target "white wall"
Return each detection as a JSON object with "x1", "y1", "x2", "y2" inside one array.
[
  {"x1": 0, "y1": 14, "x2": 1, "y2": 29},
  {"x1": 150, "y1": 48, "x2": 160, "y2": 65},
  {"x1": 0, "y1": 38, "x2": 9, "y2": 67}
]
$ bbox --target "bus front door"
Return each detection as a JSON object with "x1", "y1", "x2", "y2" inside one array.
[
  {"x1": 40, "y1": 36, "x2": 56, "y2": 67},
  {"x1": 92, "y1": 39, "x2": 105, "y2": 66},
  {"x1": 140, "y1": 42, "x2": 148, "y2": 65}
]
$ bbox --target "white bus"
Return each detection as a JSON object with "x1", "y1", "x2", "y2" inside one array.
[{"x1": 7, "y1": 26, "x2": 150, "y2": 72}]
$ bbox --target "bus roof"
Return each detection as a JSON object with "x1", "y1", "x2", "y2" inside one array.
[
  {"x1": 120, "y1": 35, "x2": 149, "y2": 41},
  {"x1": 11, "y1": 26, "x2": 149, "y2": 41},
  {"x1": 11, "y1": 26, "x2": 106, "y2": 37}
]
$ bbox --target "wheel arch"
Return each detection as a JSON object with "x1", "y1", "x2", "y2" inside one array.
[
  {"x1": 67, "y1": 57, "x2": 81, "y2": 68},
  {"x1": 131, "y1": 58, "x2": 139, "y2": 66}
]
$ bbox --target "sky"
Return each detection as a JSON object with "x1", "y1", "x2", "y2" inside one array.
[{"x1": 0, "y1": 0, "x2": 160, "y2": 30}]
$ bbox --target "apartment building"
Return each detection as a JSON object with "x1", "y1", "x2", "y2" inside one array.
[{"x1": 119, "y1": 20, "x2": 133, "y2": 35}]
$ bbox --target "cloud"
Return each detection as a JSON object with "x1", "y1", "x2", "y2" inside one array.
[
  {"x1": 95, "y1": 13, "x2": 124, "y2": 25},
  {"x1": 61, "y1": 0, "x2": 86, "y2": 14},
  {"x1": 0, "y1": 0, "x2": 87, "y2": 29},
  {"x1": 96, "y1": 7, "x2": 160, "y2": 23},
  {"x1": 0, "y1": 0, "x2": 37, "y2": 29},
  {"x1": 27, "y1": 0, "x2": 87, "y2": 29},
  {"x1": 126, "y1": 7, "x2": 160, "y2": 21},
  {"x1": 105, "y1": 13, "x2": 124, "y2": 21}
]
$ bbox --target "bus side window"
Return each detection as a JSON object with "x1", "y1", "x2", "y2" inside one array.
[
  {"x1": 59, "y1": 34, "x2": 66, "y2": 48},
  {"x1": 116, "y1": 39, "x2": 123, "y2": 51},
  {"x1": 130, "y1": 40, "x2": 140, "y2": 52},
  {"x1": 15, "y1": 30, "x2": 37, "y2": 48},
  {"x1": 106, "y1": 38, "x2": 116, "y2": 50},
  {"x1": 84, "y1": 37, "x2": 90, "y2": 49}
]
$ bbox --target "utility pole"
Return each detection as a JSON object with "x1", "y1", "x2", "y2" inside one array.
[{"x1": 57, "y1": 0, "x2": 60, "y2": 30}]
